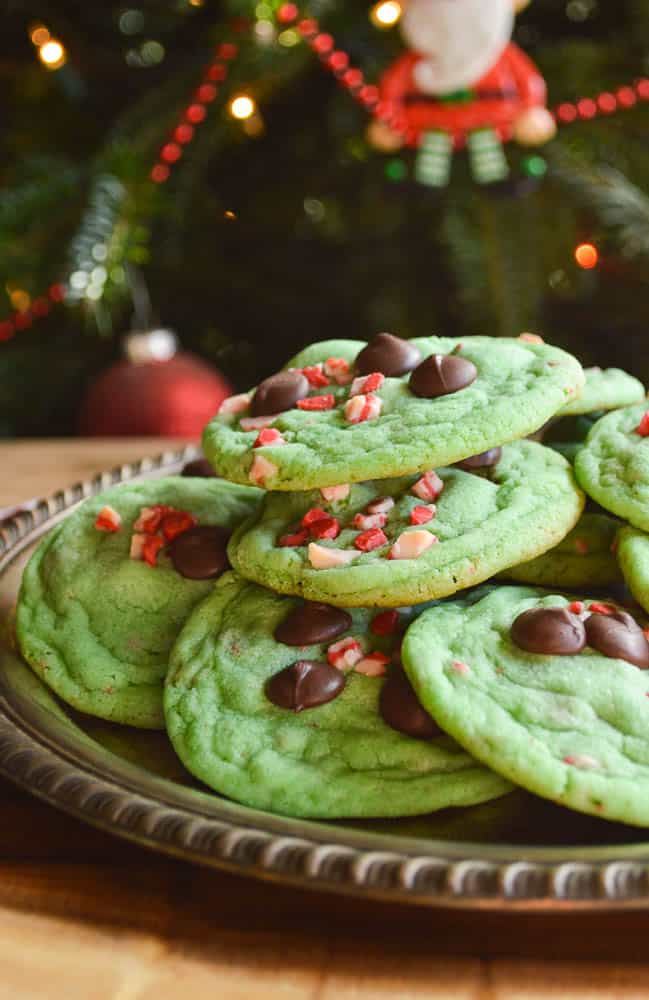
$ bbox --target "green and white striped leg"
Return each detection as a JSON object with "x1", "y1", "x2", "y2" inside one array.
[
  {"x1": 467, "y1": 128, "x2": 509, "y2": 185},
  {"x1": 415, "y1": 130, "x2": 453, "y2": 188}
]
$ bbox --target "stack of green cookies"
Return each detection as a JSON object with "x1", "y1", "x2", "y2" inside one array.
[{"x1": 16, "y1": 332, "x2": 649, "y2": 828}]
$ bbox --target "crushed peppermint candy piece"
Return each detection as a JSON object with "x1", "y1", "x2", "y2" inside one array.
[
  {"x1": 142, "y1": 534, "x2": 165, "y2": 568},
  {"x1": 324, "y1": 357, "x2": 352, "y2": 385},
  {"x1": 636, "y1": 412, "x2": 649, "y2": 437},
  {"x1": 240, "y1": 414, "x2": 280, "y2": 432},
  {"x1": 249, "y1": 455, "x2": 278, "y2": 485},
  {"x1": 302, "y1": 364, "x2": 330, "y2": 388},
  {"x1": 574, "y1": 538, "x2": 589, "y2": 555},
  {"x1": 410, "y1": 505, "x2": 436, "y2": 526},
  {"x1": 302, "y1": 508, "x2": 330, "y2": 528},
  {"x1": 367, "y1": 496, "x2": 395, "y2": 515},
  {"x1": 353, "y1": 512, "x2": 387, "y2": 531},
  {"x1": 308, "y1": 543, "x2": 361, "y2": 569},
  {"x1": 161, "y1": 510, "x2": 197, "y2": 542},
  {"x1": 134, "y1": 505, "x2": 175, "y2": 534},
  {"x1": 278, "y1": 529, "x2": 309, "y2": 547},
  {"x1": 354, "y1": 527, "x2": 388, "y2": 552},
  {"x1": 94, "y1": 506, "x2": 122, "y2": 533},
  {"x1": 563, "y1": 754, "x2": 600, "y2": 770},
  {"x1": 389, "y1": 530, "x2": 438, "y2": 560},
  {"x1": 451, "y1": 660, "x2": 470, "y2": 675},
  {"x1": 371, "y1": 610, "x2": 400, "y2": 636},
  {"x1": 320, "y1": 484, "x2": 350, "y2": 502},
  {"x1": 327, "y1": 637, "x2": 363, "y2": 671},
  {"x1": 569, "y1": 601, "x2": 585, "y2": 614},
  {"x1": 130, "y1": 533, "x2": 147, "y2": 560},
  {"x1": 344, "y1": 393, "x2": 382, "y2": 424},
  {"x1": 519, "y1": 332, "x2": 544, "y2": 344},
  {"x1": 589, "y1": 602, "x2": 616, "y2": 615},
  {"x1": 412, "y1": 471, "x2": 444, "y2": 502},
  {"x1": 253, "y1": 427, "x2": 286, "y2": 448},
  {"x1": 355, "y1": 652, "x2": 390, "y2": 677},
  {"x1": 296, "y1": 394, "x2": 336, "y2": 411},
  {"x1": 218, "y1": 392, "x2": 250, "y2": 416},
  {"x1": 350, "y1": 372, "x2": 385, "y2": 396},
  {"x1": 309, "y1": 516, "x2": 340, "y2": 541}
]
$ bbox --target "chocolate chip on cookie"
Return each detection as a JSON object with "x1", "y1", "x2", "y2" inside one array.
[
  {"x1": 511, "y1": 607, "x2": 586, "y2": 655},
  {"x1": 355, "y1": 333, "x2": 421, "y2": 377},
  {"x1": 169, "y1": 525, "x2": 230, "y2": 580},
  {"x1": 274, "y1": 602, "x2": 352, "y2": 647},
  {"x1": 265, "y1": 659, "x2": 346, "y2": 712},
  {"x1": 409, "y1": 354, "x2": 477, "y2": 399},
  {"x1": 379, "y1": 670, "x2": 442, "y2": 740},
  {"x1": 585, "y1": 610, "x2": 649, "y2": 668},
  {"x1": 250, "y1": 371, "x2": 309, "y2": 417}
]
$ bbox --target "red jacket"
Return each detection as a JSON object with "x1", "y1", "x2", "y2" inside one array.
[{"x1": 380, "y1": 43, "x2": 547, "y2": 148}]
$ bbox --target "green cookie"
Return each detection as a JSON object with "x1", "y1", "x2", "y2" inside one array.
[
  {"x1": 575, "y1": 404, "x2": 649, "y2": 531},
  {"x1": 228, "y1": 441, "x2": 584, "y2": 607},
  {"x1": 164, "y1": 573, "x2": 511, "y2": 818},
  {"x1": 506, "y1": 512, "x2": 621, "y2": 589},
  {"x1": 16, "y1": 478, "x2": 261, "y2": 729},
  {"x1": 559, "y1": 366, "x2": 644, "y2": 417},
  {"x1": 617, "y1": 525, "x2": 649, "y2": 614},
  {"x1": 203, "y1": 335, "x2": 584, "y2": 491},
  {"x1": 402, "y1": 586, "x2": 649, "y2": 827}
]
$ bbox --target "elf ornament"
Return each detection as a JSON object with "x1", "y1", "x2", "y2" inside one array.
[
  {"x1": 372, "y1": 0, "x2": 557, "y2": 186},
  {"x1": 78, "y1": 328, "x2": 231, "y2": 438}
]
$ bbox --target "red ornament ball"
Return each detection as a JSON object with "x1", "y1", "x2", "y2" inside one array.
[{"x1": 79, "y1": 330, "x2": 232, "y2": 438}]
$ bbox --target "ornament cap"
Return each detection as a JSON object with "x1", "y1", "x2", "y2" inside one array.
[{"x1": 124, "y1": 328, "x2": 178, "y2": 364}]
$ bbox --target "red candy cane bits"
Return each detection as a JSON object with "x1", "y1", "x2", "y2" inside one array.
[
  {"x1": 301, "y1": 365, "x2": 330, "y2": 388},
  {"x1": 309, "y1": 516, "x2": 340, "y2": 541},
  {"x1": 296, "y1": 394, "x2": 336, "y2": 411},
  {"x1": 253, "y1": 427, "x2": 286, "y2": 448},
  {"x1": 370, "y1": 610, "x2": 400, "y2": 636},
  {"x1": 410, "y1": 505, "x2": 436, "y2": 526},
  {"x1": 636, "y1": 412, "x2": 649, "y2": 436},
  {"x1": 161, "y1": 511, "x2": 197, "y2": 542},
  {"x1": 278, "y1": 529, "x2": 309, "y2": 547},
  {"x1": 94, "y1": 506, "x2": 122, "y2": 533},
  {"x1": 354, "y1": 528, "x2": 388, "y2": 552},
  {"x1": 142, "y1": 535, "x2": 165, "y2": 567},
  {"x1": 302, "y1": 508, "x2": 329, "y2": 528}
]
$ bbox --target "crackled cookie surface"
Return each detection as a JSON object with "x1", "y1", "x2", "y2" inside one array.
[
  {"x1": 575, "y1": 404, "x2": 649, "y2": 531},
  {"x1": 506, "y1": 512, "x2": 621, "y2": 589},
  {"x1": 164, "y1": 573, "x2": 510, "y2": 818},
  {"x1": 402, "y1": 586, "x2": 649, "y2": 826},
  {"x1": 16, "y1": 478, "x2": 260, "y2": 728},
  {"x1": 227, "y1": 441, "x2": 584, "y2": 607},
  {"x1": 559, "y1": 366, "x2": 644, "y2": 417},
  {"x1": 202, "y1": 334, "x2": 584, "y2": 491}
]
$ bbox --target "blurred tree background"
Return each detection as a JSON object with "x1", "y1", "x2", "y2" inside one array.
[{"x1": 2, "y1": 0, "x2": 649, "y2": 436}]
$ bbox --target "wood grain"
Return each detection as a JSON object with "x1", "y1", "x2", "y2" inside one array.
[{"x1": 1, "y1": 439, "x2": 649, "y2": 998}]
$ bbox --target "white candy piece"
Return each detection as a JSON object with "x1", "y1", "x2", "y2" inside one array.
[
  {"x1": 354, "y1": 654, "x2": 389, "y2": 677},
  {"x1": 349, "y1": 373, "x2": 385, "y2": 397},
  {"x1": 412, "y1": 471, "x2": 444, "y2": 502},
  {"x1": 563, "y1": 754, "x2": 601, "y2": 770},
  {"x1": 324, "y1": 357, "x2": 353, "y2": 385},
  {"x1": 389, "y1": 530, "x2": 438, "y2": 560},
  {"x1": 239, "y1": 414, "x2": 280, "y2": 431},
  {"x1": 130, "y1": 533, "x2": 147, "y2": 560},
  {"x1": 320, "y1": 484, "x2": 351, "y2": 502},
  {"x1": 308, "y1": 543, "x2": 361, "y2": 569},
  {"x1": 218, "y1": 392, "x2": 251, "y2": 416},
  {"x1": 327, "y1": 637, "x2": 364, "y2": 671},
  {"x1": 248, "y1": 455, "x2": 278, "y2": 486},
  {"x1": 367, "y1": 496, "x2": 395, "y2": 515},
  {"x1": 344, "y1": 393, "x2": 382, "y2": 424},
  {"x1": 353, "y1": 512, "x2": 387, "y2": 531}
]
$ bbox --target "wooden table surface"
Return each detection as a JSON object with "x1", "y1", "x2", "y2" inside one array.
[{"x1": 3, "y1": 438, "x2": 649, "y2": 999}]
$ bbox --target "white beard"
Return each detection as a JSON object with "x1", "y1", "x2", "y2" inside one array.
[{"x1": 401, "y1": 0, "x2": 514, "y2": 95}]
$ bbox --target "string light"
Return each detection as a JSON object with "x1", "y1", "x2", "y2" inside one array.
[
  {"x1": 575, "y1": 243, "x2": 599, "y2": 269},
  {"x1": 29, "y1": 24, "x2": 50, "y2": 46},
  {"x1": 370, "y1": 2, "x2": 402, "y2": 28},
  {"x1": 38, "y1": 39, "x2": 67, "y2": 69},
  {"x1": 230, "y1": 95, "x2": 256, "y2": 120}
]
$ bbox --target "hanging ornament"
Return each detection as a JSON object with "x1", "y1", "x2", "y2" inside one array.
[
  {"x1": 78, "y1": 328, "x2": 232, "y2": 438},
  {"x1": 371, "y1": 0, "x2": 557, "y2": 187}
]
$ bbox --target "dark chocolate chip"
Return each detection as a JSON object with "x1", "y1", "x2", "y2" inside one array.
[
  {"x1": 379, "y1": 670, "x2": 442, "y2": 740},
  {"x1": 274, "y1": 602, "x2": 352, "y2": 647},
  {"x1": 250, "y1": 371, "x2": 309, "y2": 417},
  {"x1": 168, "y1": 525, "x2": 230, "y2": 580},
  {"x1": 409, "y1": 354, "x2": 477, "y2": 399},
  {"x1": 585, "y1": 610, "x2": 649, "y2": 668},
  {"x1": 456, "y1": 447, "x2": 502, "y2": 471},
  {"x1": 355, "y1": 333, "x2": 421, "y2": 377},
  {"x1": 511, "y1": 607, "x2": 586, "y2": 656},
  {"x1": 265, "y1": 659, "x2": 346, "y2": 712},
  {"x1": 181, "y1": 457, "x2": 217, "y2": 478}
]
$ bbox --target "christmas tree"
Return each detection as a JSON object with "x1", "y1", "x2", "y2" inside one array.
[{"x1": 3, "y1": 0, "x2": 649, "y2": 436}]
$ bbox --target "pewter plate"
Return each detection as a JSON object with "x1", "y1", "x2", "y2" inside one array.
[{"x1": 2, "y1": 448, "x2": 649, "y2": 910}]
